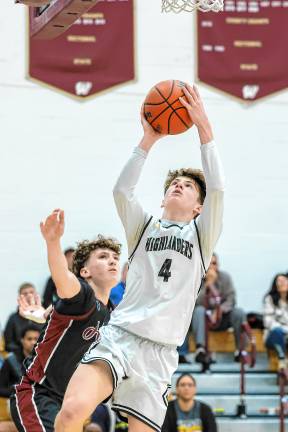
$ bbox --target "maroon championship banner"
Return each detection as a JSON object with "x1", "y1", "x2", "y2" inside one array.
[
  {"x1": 28, "y1": 0, "x2": 134, "y2": 98},
  {"x1": 197, "y1": 3, "x2": 288, "y2": 101}
]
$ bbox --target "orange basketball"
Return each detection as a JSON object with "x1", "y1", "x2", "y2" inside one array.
[{"x1": 144, "y1": 80, "x2": 194, "y2": 135}]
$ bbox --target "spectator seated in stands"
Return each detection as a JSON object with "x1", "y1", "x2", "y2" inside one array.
[
  {"x1": 0, "y1": 324, "x2": 40, "y2": 398},
  {"x1": 263, "y1": 273, "x2": 288, "y2": 370},
  {"x1": 83, "y1": 423, "x2": 103, "y2": 432},
  {"x1": 109, "y1": 262, "x2": 128, "y2": 306},
  {"x1": 162, "y1": 373, "x2": 217, "y2": 432},
  {"x1": 0, "y1": 324, "x2": 40, "y2": 432},
  {"x1": 4, "y1": 283, "x2": 43, "y2": 353},
  {"x1": 179, "y1": 253, "x2": 247, "y2": 365},
  {"x1": 114, "y1": 413, "x2": 128, "y2": 431},
  {"x1": 42, "y1": 247, "x2": 75, "y2": 308},
  {"x1": 84, "y1": 404, "x2": 111, "y2": 432}
]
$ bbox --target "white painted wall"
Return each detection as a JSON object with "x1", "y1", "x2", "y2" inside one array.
[{"x1": 0, "y1": 0, "x2": 288, "y2": 329}]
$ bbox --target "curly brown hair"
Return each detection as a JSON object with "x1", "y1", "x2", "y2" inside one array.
[
  {"x1": 164, "y1": 168, "x2": 206, "y2": 204},
  {"x1": 72, "y1": 235, "x2": 121, "y2": 277}
]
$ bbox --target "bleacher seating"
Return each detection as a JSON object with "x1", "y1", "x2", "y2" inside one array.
[{"x1": 188, "y1": 329, "x2": 280, "y2": 371}]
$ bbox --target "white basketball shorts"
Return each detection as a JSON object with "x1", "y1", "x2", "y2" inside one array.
[{"x1": 82, "y1": 324, "x2": 178, "y2": 431}]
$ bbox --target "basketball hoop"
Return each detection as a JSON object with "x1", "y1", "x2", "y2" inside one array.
[{"x1": 162, "y1": 0, "x2": 224, "y2": 12}]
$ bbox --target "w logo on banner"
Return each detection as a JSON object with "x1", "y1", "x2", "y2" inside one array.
[
  {"x1": 242, "y1": 85, "x2": 260, "y2": 100},
  {"x1": 75, "y1": 81, "x2": 93, "y2": 96}
]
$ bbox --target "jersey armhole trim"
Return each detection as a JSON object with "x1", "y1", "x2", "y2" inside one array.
[
  {"x1": 194, "y1": 219, "x2": 207, "y2": 275},
  {"x1": 128, "y1": 216, "x2": 153, "y2": 263}
]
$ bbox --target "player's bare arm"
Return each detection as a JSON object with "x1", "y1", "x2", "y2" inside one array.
[
  {"x1": 40, "y1": 209, "x2": 80, "y2": 299},
  {"x1": 180, "y1": 84, "x2": 214, "y2": 145}
]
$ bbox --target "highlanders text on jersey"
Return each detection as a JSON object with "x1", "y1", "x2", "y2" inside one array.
[{"x1": 110, "y1": 142, "x2": 225, "y2": 346}]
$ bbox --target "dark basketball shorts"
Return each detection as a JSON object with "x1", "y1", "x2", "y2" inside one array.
[{"x1": 10, "y1": 376, "x2": 62, "y2": 432}]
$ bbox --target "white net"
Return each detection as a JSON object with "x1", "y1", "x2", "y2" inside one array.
[{"x1": 162, "y1": 0, "x2": 224, "y2": 12}]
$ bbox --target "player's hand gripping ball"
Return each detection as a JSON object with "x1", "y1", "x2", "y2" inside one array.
[{"x1": 144, "y1": 80, "x2": 194, "y2": 135}]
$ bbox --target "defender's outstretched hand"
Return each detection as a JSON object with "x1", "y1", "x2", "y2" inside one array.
[
  {"x1": 18, "y1": 292, "x2": 47, "y2": 324},
  {"x1": 179, "y1": 85, "x2": 213, "y2": 144},
  {"x1": 40, "y1": 209, "x2": 65, "y2": 243}
]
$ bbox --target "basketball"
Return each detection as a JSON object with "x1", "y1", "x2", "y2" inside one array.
[{"x1": 144, "y1": 80, "x2": 194, "y2": 135}]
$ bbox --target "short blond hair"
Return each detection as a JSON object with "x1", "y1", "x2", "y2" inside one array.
[
  {"x1": 73, "y1": 235, "x2": 121, "y2": 277},
  {"x1": 164, "y1": 168, "x2": 206, "y2": 204}
]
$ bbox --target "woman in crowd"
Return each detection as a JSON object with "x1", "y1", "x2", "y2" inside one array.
[{"x1": 264, "y1": 273, "x2": 288, "y2": 368}]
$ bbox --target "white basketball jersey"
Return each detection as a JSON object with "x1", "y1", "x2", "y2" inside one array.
[{"x1": 110, "y1": 142, "x2": 225, "y2": 346}]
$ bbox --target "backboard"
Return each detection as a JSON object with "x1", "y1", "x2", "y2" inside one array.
[{"x1": 29, "y1": 0, "x2": 99, "y2": 39}]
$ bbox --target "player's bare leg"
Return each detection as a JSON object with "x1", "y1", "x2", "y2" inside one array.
[
  {"x1": 55, "y1": 361, "x2": 114, "y2": 432},
  {"x1": 128, "y1": 415, "x2": 155, "y2": 432}
]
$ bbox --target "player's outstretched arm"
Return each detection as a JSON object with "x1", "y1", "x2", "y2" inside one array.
[
  {"x1": 180, "y1": 85, "x2": 225, "y2": 268},
  {"x1": 40, "y1": 209, "x2": 80, "y2": 299},
  {"x1": 113, "y1": 107, "x2": 165, "y2": 255}
]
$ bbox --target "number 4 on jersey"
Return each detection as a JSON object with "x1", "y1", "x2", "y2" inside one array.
[{"x1": 158, "y1": 259, "x2": 172, "y2": 282}]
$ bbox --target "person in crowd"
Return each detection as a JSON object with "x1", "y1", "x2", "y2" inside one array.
[
  {"x1": 0, "y1": 324, "x2": 40, "y2": 397},
  {"x1": 110, "y1": 262, "x2": 128, "y2": 306},
  {"x1": 263, "y1": 273, "x2": 288, "y2": 369},
  {"x1": 114, "y1": 414, "x2": 128, "y2": 432},
  {"x1": 4, "y1": 283, "x2": 43, "y2": 353},
  {"x1": 42, "y1": 247, "x2": 75, "y2": 308},
  {"x1": 84, "y1": 404, "x2": 111, "y2": 432},
  {"x1": 0, "y1": 325, "x2": 40, "y2": 432},
  {"x1": 83, "y1": 424, "x2": 103, "y2": 432},
  {"x1": 162, "y1": 373, "x2": 217, "y2": 432},
  {"x1": 187, "y1": 253, "x2": 247, "y2": 365}
]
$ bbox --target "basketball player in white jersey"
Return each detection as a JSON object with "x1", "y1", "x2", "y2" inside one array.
[{"x1": 55, "y1": 84, "x2": 225, "y2": 432}]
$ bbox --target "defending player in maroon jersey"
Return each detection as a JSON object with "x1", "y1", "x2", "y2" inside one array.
[{"x1": 10, "y1": 209, "x2": 121, "y2": 432}]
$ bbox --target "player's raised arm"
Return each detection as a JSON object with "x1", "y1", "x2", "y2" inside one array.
[
  {"x1": 113, "y1": 106, "x2": 165, "y2": 255},
  {"x1": 40, "y1": 209, "x2": 80, "y2": 299},
  {"x1": 180, "y1": 85, "x2": 225, "y2": 267}
]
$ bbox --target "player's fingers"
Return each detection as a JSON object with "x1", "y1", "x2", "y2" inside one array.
[
  {"x1": 186, "y1": 84, "x2": 199, "y2": 103},
  {"x1": 193, "y1": 84, "x2": 201, "y2": 99},
  {"x1": 141, "y1": 104, "x2": 149, "y2": 125},
  {"x1": 179, "y1": 96, "x2": 192, "y2": 113},
  {"x1": 182, "y1": 86, "x2": 197, "y2": 105},
  {"x1": 20, "y1": 294, "x2": 29, "y2": 308},
  {"x1": 46, "y1": 212, "x2": 58, "y2": 224},
  {"x1": 30, "y1": 294, "x2": 36, "y2": 306},
  {"x1": 35, "y1": 294, "x2": 42, "y2": 306},
  {"x1": 59, "y1": 210, "x2": 65, "y2": 226}
]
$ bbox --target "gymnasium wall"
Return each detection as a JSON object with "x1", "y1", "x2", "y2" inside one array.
[{"x1": 0, "y1": 0, "x2": 287, "y2": 326}]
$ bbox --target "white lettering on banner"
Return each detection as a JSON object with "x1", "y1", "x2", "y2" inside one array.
[
  {"x1": 242, "y1": 85, "x2": 260, "y2": 99},
  {"x1": 75, "y1": 81, "x2": 93, "y2": 96}
]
